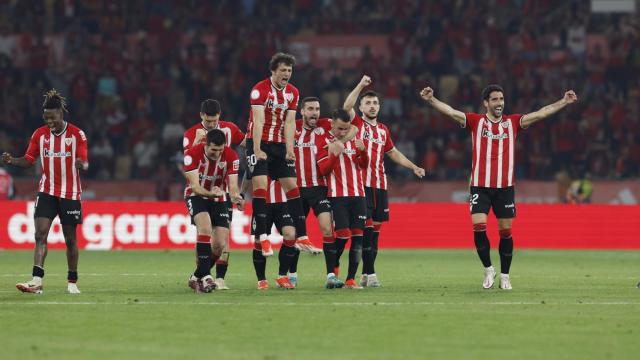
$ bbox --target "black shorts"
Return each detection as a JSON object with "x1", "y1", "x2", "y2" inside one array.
[
  {"x1": 245, "y1": 139, "x2": 296, "y2": 180},
  {"x1": 469, "y1": 186, "x2": 516, "y2": 219},
  {"x1": 250, "y1": 203, "x2": 294, "y2": 236},
  {"x1": 300, "y1": 186, "x2": 331, "y2": 217},
  {"x1": 34, "y1": 192, "x2": 82, "y2": 225},
  {"x1": 329, "y1": 196, "x2": 366, "y2": 231},
  {"x1": 186, "y1": 196, "x2": 230, "y2": 228},
  {"x1": 225, "y1": 197, "x2": 233, "y2": 222},
  {"x1": 365, "y1": 187, "x2": 389, "y2": 222}
]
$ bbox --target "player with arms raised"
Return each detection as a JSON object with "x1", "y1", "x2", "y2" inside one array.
[
  {"x1": 2, "y1": 90, "x2": 88, "y2": 294},
  {"x1": 343, "y1": 75, "x2": 425, "y2": 287},
  {"x1": 420, "y1": 84, "x2": 578, "y2": 289},
  {"x1": 183, "y1": 129, "x2": 242, "y2": 293},
  {"x1": 246, "y1": 53, "x2": 307, "y2": 289}
]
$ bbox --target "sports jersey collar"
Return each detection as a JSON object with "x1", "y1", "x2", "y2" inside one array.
[
  {"x1": 269, "y1": 78, "x2": 284, "y2": 91},
  {"x1": 51, "y1": 121, "x2": 68, "y2": 137},
  {"x1": 361, "y1": 116, "x2": 378, "y2": 127},
  {"x1": 200, "y1": 121, "x2": 219, "y2": 130},
  {"x1": 484, "y1": 113, "x2": 503, "y2": 124}
]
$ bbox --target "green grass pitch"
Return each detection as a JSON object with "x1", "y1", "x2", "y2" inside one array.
[{"x1": 0, "y1": 249, "x2": 639, "y2": 360}]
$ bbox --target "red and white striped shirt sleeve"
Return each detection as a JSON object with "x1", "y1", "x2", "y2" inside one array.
[{"x1": 24, "y1": 129, "x2": 42, "y2": 164}]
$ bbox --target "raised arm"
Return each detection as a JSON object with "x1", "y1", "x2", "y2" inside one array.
[
  {"x1": 520, "y1": 90, "x2": 578, "y2": 128},
  {"x1": 419, "y1": 87, "x2": 466, "y2": 127},
  {"x1": 343, "y1": 75, "x2": 372, "y2": 120}
]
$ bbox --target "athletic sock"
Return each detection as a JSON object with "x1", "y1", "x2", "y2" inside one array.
[
  {"x1": 252, "y1": 189, "x2": 268, "y2": 239},
  {"x1": 347, "y1": 233, "x2": 363, "y2": 280},
  {"x1": 278, "y1": 240, "x2": 297, "y2": 276},
  {"x1": 252, "y1": 248, "x2": 267, "y2": 281},
  {"x1": 335, "y1": 237, "x2": 348, "y2": 266},
  {"x1": 215, "y1": 260, "x2": 228, "y2": 279},
  {"x1": 499, "y1": 229, "x2": 514, "y2": 274},
  {"x1": 362, "y1": 225, "x2": 374, "y2": 274},
  {"x1": 322, "y1": 236, "x2": 337, "y2": 274},
  {"x1": 289, "y1": 247, "x2": 300, "y2": 273},
  {"x1": 194, "y1": 235, "x2": 212, "y2": 278},
  {"x1": 32, "y1": 265, "x2": 44, "y2": 279},
  {"x1": 473, "y1": 224, "x2": 492, "y2": 267},
  {"x1": 67, "y1": 271, "x2": 78, "y2": 283},
  {"x1": 285, "y1": 188, "x2": 307, "y2": 239},
  {"x1": 372, "y1": 224, "x2": 381, "y2": 265}
]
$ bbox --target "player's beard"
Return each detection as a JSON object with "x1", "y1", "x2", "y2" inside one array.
[{"x1": 304, "y1": 116, "x2": 318, "y2": 128}]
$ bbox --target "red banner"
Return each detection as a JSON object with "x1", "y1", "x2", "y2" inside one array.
[{"x1": 0, "y1": 201, "x2": 638, "y2": 250}]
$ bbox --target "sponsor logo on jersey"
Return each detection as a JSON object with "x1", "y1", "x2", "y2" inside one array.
[
  {"x1": 482, "y1": 128, "x2": 509, "y2": 140},
  {"x1": 43, "y1": 149, "x2": 72, "y2": 158},
  {"x1": 362, "y1": 131, "x2": 386, "y2": 145}
]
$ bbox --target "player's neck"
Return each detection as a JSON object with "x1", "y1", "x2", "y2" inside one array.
[
  {"x1": 302, "y1": 119, "x2": 316, "y2": 130},
  {"x1": 202, "y1": 121, "x2": 218, "y2": 130},
  {"x1": 362, "y1": 115, "x2": 377, "y2": 125},
  {"x1": 51, "y1": 121, "x2": 67, "y2": 135},
  {"x1": 485, "y1": 113, "x2": 502, "y2": 123},
  {"x1": 269, "y1": 77, "x2": 284, "y2": 91}
]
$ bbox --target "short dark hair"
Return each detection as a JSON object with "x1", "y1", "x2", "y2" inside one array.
[
  {"x1": 43, "y1": 89, "x2": 68, "y2": 113},
  {"x1": 482, "y1": 84, "x2": 504, "y2": 101},
  {"x1": 332, "y1": 109, "x2": 351, "y2": 123},
  {"x1": 206, "y1": 129, "x2": 226, "y2": 146},
  {"x1": 200, "y1": 99, "x2": 221, "y2": 116},
  {"x1": 359, "y1": 90, "x2": 380, "y2": 105},
  {"x1": 301, "y1": 97, "x2": 320, "y2": 108},
  {"x1": 269, "y1": 52, "x2": 296, "y2": 71}
]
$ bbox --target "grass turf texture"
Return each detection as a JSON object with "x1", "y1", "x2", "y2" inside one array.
[{"x1": 0, "y1": 249, "x2": 638, "y2": 360}]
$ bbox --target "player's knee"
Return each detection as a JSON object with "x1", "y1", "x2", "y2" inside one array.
[
  {"x1": 34, "y1": 230, "x2": 48, "y2": 243},
  {"x1": 283, "y1": 226, "x2": 296, "y2": 240},
  {"x1": 473, "y1": 223, "x2": 487, "y2": 232},
  {"x1": 253, "y1": 188, "x2": 267, "y2": 199},
  {"x1": 335, "y1": 228, "x2": 351, "y2": 239},
  {"x1": 499, "y1": 228, "x2": 512, "y2": 239},
  {"x1": 253, "y1": 241, "x2": 262, "y2": 251}
]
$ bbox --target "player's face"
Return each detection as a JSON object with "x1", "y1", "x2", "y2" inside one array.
[
  {"x1": 332, "y1": 119, "x2": 351, "y2": 140},
  {"x1": 271, "y1": 63, "x2": 293, "y2": 89},
  {"x1": 359, "y1": 96, "x2": 380, "y2": 120},
  {"x1": 43, "y1": 109, "x2": 64, "y2": 132},
  {"x1": 205, "y1": 143, "x2": 225, "y2": 160},
  {"x1": 301, "y1": 101, "x2": 320, "y2": 128},
  {"x1": 200, "y1": 113, "x2": 220, "y2": 129},
  {"x1": 484, "y1": 91, "x2": 505, "y2": 118}
]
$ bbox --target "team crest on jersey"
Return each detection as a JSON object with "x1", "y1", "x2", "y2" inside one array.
[
  {"x1": 65, "y1": 138, "x2": 72, "y2": 146},
  {"x1": 218, "y1": 161, "x2": 227, "y2": 169},
  {"x1": 501, "y1": 122, "x2": 509, "y2": 128},
  {"x1": 284, "y1": 92, "x2": 294, "y2": 102},
  {"x1": 313, "y1": 127, "x2": 325, "y2": 135}
]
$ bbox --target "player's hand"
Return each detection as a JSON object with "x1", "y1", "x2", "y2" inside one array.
[
  {"x1": 328, "y1": 141, "x2": 345, "y2": 156},
  {"x1": 359, "y1": 75, "x2": 372, "y2": 88},
  {"x1": 210, "y1": 186, "x2": 225, "y2": 197},
  {"x1": 255, "y1": 149, "x2": 267, "y2": 161},
  {"x1": 420, "y1": 87, "x2": 434, "y2": 102},
  {"x1": 285, "y1": 149, "x2": 296, "y2": 162},
  {"x1": 413, "y1": 166, "x2": 426, "y2": 178},
  {"x1": 236, "y1": 199, "x2": 245, "y2": 211},
  {"x1": 230, "y1": 193, "x2": 244, "y2": 209},
  {"x1": 194, "y1": 129, "x2": 207, "y2": 145},
  {"x1": 354, "y1": 139, "x2": 365, "y2": 151},
  {"x1": 563, "y1": 90, "x2": 578, "y2": 104},
  {"x1": 2, "y1": 152, "x2": 12, "y2": 164},
  {"x1": 75, "y1": 159, "x2": 88, "y2": 170}
]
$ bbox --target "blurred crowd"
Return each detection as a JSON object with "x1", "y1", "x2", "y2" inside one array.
[{"x1": 0, "y1": 0, "x2": 638, "y2": 186}]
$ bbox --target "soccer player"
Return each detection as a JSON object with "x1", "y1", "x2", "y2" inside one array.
[
  {"x1": 183, "y1": 129, "x2": 242, "y2": 293},
  {"x1": 183, "y1": 99, "x2": 244, "y2": 289},
  {"x1": 343, "y1": 75, "x2": 426, "y2": 287},
  {"x1": 2, "y1": 90, "x2": 88, "y2": 294},
  {"x1": 250, "y1": 179, "x2": 298, "y2": 290},
  {"x1": 317, "y1": 109, "x2": 369, "y2": 289},
  {"x1": 246, "y1": 53, "x2": 307, "y2": 285},
  {"x1": 420, "y1": 84, "x2": 578, "y2": 289}
]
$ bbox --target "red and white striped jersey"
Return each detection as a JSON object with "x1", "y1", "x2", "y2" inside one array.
[
  {"x1": 465, "y1": 113, "x2": 524, "y2": 188},
  {"x1": 317, "y1": 132, "x2": 369, "y2": 198},
  {"x1": 183, "y1": 144, "x2": 239, "y2": 201},
  {"x1": 352, "y1": 115, "x2": 394, "y2": 190},
  {"x1": 293, "y1": 118, "x2": 332, "y2": 188},
  {"x1": 24, "y1": 122, "x2": 88, "y2": 200},
  {"x1": 0, "y1": 167, "x2": 14, "y2": 200},
  {"x1": 183, "y1": 120, "x2": 244, "y2": 153},
  {"x1": 247, "y1": 78, "x2": 299, "y2": 143},
  {"x1": 267, "y1": 178, "x2": 287, "y2": 204}
]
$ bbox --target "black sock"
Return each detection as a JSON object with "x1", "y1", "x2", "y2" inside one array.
[
  {"x1": 372, "y1": 229, "x2": 380, "y2": 264},
  {"x1": 67, "y1": 271, "x2": 78, "y2": 283},
  {"x1": 323, "y1": 242, "x2": 337, "y2": 274},
  {"x1": 252, "y1": 196, "x2": 268, "y2": 239},
  {"x1": 335, "y1": 237, "x2": 348, "y2": 267},
  {"x1": 286, "y1": 196, "x2": 307, "y2": 238},
  {"x1": 347, "y1": 235, "x2": 363, "y2": 280},
  {"x1": 32, "y1": 265, "x2": 44, "y2": 278},
  {"x1": 362, "y1": 226, "x2": 374, "y2": 274},
  {"x1": 288, "y1": 247, "x2": 300, "y2": 273},
  {"x1": 278, "y1": 244, "x2": 296, "y2": 276},
  {"x1": 194, "y1": 242, "x2": 212, "y2": 278},
  {"x1": 499, "y1": 236, "x2": 514, "y2": 274},
  {"x1": 473, "y1": 231, "x2": 492, "y2": 268},
  {"x1": 252, "y1": 249, "x2": 266, "y2": 281},
  {"x1": 215, "y1": 261, "x2": 228, "y2": 279}
]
